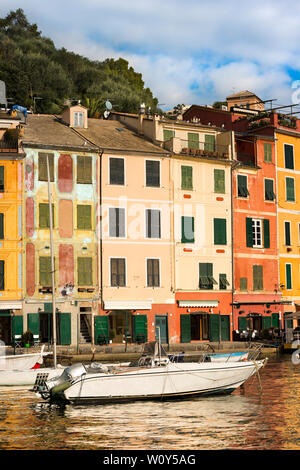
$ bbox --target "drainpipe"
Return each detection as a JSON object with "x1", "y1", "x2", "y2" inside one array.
[{"x1": 98, "y1": 150, "x2": 104, "y2": 341}]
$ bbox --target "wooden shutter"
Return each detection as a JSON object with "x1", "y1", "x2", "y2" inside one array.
[
  {"x1": 180, "y1": 314, "x2": 191, "y2": 343},
  {"x1": 147, "y1": 259, "x2": 160, "y2": 287},
  {"x1": 77, "y1": 205, "x2": 92, "y2": 230},
  {"x1": 286, "y1": 177, "x2": 295, "y2": 201},
  {"x1": 264, "y1": 143, "x2": 272, "y2": 162},
  {"x1": 109, "y1": 208, "x2": 125, "y2": 237},
  {"x1": 219, "y1": 273, "x2": 229, "y2": 290},
  {"x1": 286, "y1": 264, "x2": 292, "y2": 289},
  {"x1": 253, "y1": 265, "x2": 263, "y2": 290},
  {"x1": 271, "y1": 313, "x2": 280, "y2": 328},
  {"x1": 39, "y1": 203, "x2": 54, "y2": 228},
  {"x1": 199, "y1": 263, "x2": 216, "y2": 289},
  {"x1": 238, "y1": 317, "x2": 248, "y2": 331},
  {"x1": 240, "y1": 277, "x2": 247, "y2": 291},
  {"x1": 109, "y1": 158, "x2": 124, "y2": 185},
  {"x1": 134, "y1": 315, "x2": 148, "y2": 342},
  {"x1": 38, "y1": 153, "x2": 54, "y2": 181},
  {"x1": 78, "y1": 257, "x2": 92, "y2": 286},
  {"x1": 110, "y1": 258, "x2": 125, "y2": 287},
  {"x1": 263, "y1": 316, "x2": 272, "y2": 329},
  {"x1": 187, "y1": 132, "x2": 199, "y2": 150},
  {"x1": 163, "y1": 129, "x2": 175, "y2": 141},
  {"x1": 246, "y1": 217, "x2": 253, "y2": 247},
  {"x1": 265, "y1": 179, "x2": 275, "y2": 201},
  {"x1": 0, "y1": 260, "x2": 4, "y2": 291},
  {"x1": 214, "y1": 218, "x2": 227, "y2": 245},
  {"x1": 94, "y1": 315, "x2": 109, "y2": 344},
  {"x1": 146, "y1": 160, "x2": 160, "y2": 187},
  {"x1": 0, "y1": 166, "x2": 4, "y2": 192},
  {"x1": 27, "y1": 313, "x2": 40, "y2": 336},
  {"x1": 238, "y1": 174, "x2": 249, "y2": 197},
  {"x1": 39, "y1": 257, "x2": 51, "y2": 286},
  {"x1": 13, "y1": 315, "x2": 23, "y2": 336},
  {"x1": 77, "y1": 156, "x2": 92, "y2": 184},
  {"x1": 263, "y1": 219, "x2": 270, "y2": 248},
  {"x1": 59, "y1": 312, "x2": 71, "y2": 345},
  {"x1": 181, "y1": 216, "x2": 194, "y2": 243},
  {"x1": 146, "y1": 209, "x2": 161, "y2": 238},
  {"x1": 181, "y1": 166, "x2": 193, "y2": 189},
  {"x1": 284, "y1": 144, "x2": 294, "y2": 169},
  {"x1": 214, "y1": 169, "x2": 225, "y2": 193},
  {"x1": 285, "y1": 221, "x2": 291, "y2": 246},
  {"x1": 209, "y1": 314, "x2": 220, "y2": 342},
  {"x1": 0, "y1": 213, "x2": 4, "y2": 239},
  {"x1": 220, "y1": 315, "x2": 230, "y2": 341},
  {"x1": 204, "y1": 134, "x2": 215, "y2": 152}
]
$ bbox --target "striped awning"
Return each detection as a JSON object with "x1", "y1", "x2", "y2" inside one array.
[{"x1": 178, "y1": 300, "x2": 219, "y2": 308}]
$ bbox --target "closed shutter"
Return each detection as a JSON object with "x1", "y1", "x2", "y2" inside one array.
[
  {"x1": 77, "y1": 205, "x2": 92, "y2": 230},
  {"x1": 0, "y1": 260, "x2": 4, "y2": 290},
  {"x1": 77, "y1": 156, "x2": 92, "y2": 184},
  {"x1": 78, "y1": 257, "x2": 92, "y2": 286},
  {"x1": 238, "y1": 317, "x2": 248, "y2": 331},
  {"x1": 284, "y1": 144, "x2": 294, "y2": 169},
  {"x1": 214, "y1": 169, "x2": 225, "y2": 193},
  {"x1": 146, "y1": 160, "x2": 160, "y2": 187},
  {"x1": 59, "y1": 313, "x2": 71, "y2": 345},
  {"x1": 38, "y1": 153, "x2": 54, "y2": 182},
  {"x1": 13, "y1": 315, "x2": 23, "y2": 336},
  {"x1": 263, "y1": 219, "x2": 270, "y2": 248},
  {"x1": 214, "y1": 218, "x2": 227, "y2": 245},
  {"x1": 263, "y1": 316, "x2": 272, "y2": 329},
  {"x1": 180, "y1": 314, "x2": 191, "y2": 343},
  {"x1": 286, "y1": 264, "x2": 292, "y2": 289},
  {"x1": 284, "y1": 221, "x2": 291, "y2": 246},
  {"x1": 271, "y1": 313, "x2": 280, "y2": 328},
  {"x1": 220, "y1": 315, "x2": 230, "y2": 341},
  {"x1": 253, "y1": 265, "x2": 263, "y2": 290},
  {"x1": 163, "y1": 129, "x2": 175, "y2": 142},
  {"x1": 39, "y1": 257, "x2": 51, "y2": 286},
  {"x1": 286, "y1": 177, "x2": 295, "y2": 201},
  {"x1": 264, "y1": 143, "x2": 272, "y2": 162},
  {"x1": 246, "y1": 217, "x2": 253, "y2": 247},
  {"x1": 0, "y1": 213, "x2": 3, "y2": 239},
  {"x1": 181, "y1": 166, "x2": 193, "y2": 189},
  {"x1": 240, "y1": 277, "x2": 247, "y2": 291},
  {"x1": 0, "y1": 166, "x2": 4, "y2": 191},
  {"x1": 265, "y1": 179, "x2": 275, "y2": 201},
  {"x1": 181, "y1": 216, "x2": 194, "y2": 243},
  {"x1": 209, "y1": 314, "x2": 220, "y2": 342},
  {"x1": 147, "y1": 259, "x2": 160, "y2": 287},
  {"x1": 204, "y1": 134, "x2": 215, "y2": 152},
  {"x1": 39, "y1": 203, "x2": 54, "y2": 228},
  {"x1": 110, "y1": 258, "x2": 126, "y2": 287},
  {"x1": 27, "y1": 313, "x2": 40, "y2": 336},
  {"x1": 134, "y1": 315, "x2": 148, "y2": 342},
  {"x1": 187, "y1": 133, "x2": 199, "y2": 150},
  {"x1": 109, "y1": 158, "x2": 124, "y2": 185},
  {"x1": 94, "y1": 316, "x2": 109, "y2": 344}
]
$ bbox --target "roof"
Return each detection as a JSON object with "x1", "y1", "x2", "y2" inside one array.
[
  {"x1": 76, "y1": 118, "x2": 169, "y2": 154},
  {"x1": 22, "y1": 115, "x2": 97, "y2": 150},
  {"x1": 226, "y1": 90, "x2": 262, "y2": 101}
]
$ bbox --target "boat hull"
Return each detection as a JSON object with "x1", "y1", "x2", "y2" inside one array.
[
  {"x1": 0, "y1": 367, "x2": 64, "y2": 386},
  {"x1": 59, "y1": 360, "x2": 264, "y2": 405}
]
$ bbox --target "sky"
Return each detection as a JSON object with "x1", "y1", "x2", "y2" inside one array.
[{"x1": 1, "y1": 0, "x2": 300, "y2": 110}]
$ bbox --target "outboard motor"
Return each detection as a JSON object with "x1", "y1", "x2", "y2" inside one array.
[{"x1": 36, "y1": 364, "x2": 87, "y2": 402}]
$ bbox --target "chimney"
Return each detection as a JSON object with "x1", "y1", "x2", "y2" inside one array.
[{"x1": 138, "y1": 103, "x2": 146, "y2": 135}]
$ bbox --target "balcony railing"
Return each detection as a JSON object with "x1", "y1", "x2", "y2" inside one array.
[
  {"x1": 0, "y1": 139, "x2": 19, "y2": 153},
  {"x1": 180, "y1": 141, "x2": 230, "y2": 159}
]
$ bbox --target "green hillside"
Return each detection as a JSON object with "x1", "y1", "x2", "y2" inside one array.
[{"x1": 0, "y1": 9, "x2": 160, "y2": 115}]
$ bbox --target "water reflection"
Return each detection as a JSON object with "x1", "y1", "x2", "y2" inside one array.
[{"x1": 0, "y1": 357, "x2": 299, "y2": 450}]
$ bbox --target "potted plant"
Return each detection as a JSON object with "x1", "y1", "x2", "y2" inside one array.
[{"x1": 22, "y1": 330, "x2": 33, "y2": 348}]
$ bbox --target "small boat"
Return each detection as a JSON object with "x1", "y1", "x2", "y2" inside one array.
[
  {"x1": 33, "y1": 342, "x2": 267, "y2": 404},
  {"x1": 0, "y1": 345, "x2": 50, "y2": 371}
]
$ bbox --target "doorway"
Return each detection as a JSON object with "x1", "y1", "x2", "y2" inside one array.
[
  {"x1": 190, "y1": 312, "x2": 209, "y2": 340},
  {"x1": 109, "y1": 311, "x2": 132, "y2": 343},
  {"x1": 155, "y1": 315, "x2": 168, "y2": 344}
]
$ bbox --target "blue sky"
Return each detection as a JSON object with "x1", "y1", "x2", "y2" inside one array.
[{"x1": 1, "y1": 0, "x2": 300, "y2": 110}]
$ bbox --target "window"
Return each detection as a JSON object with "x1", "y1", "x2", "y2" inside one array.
[
  {"x1": 146, "y1": 160, "x2": 160, "y2": 187},
  {"x1": 181, "y1": 166, "x2": 193, "y2": 190},
  {"x1": 284, "y1": 144, "x2": 294, "y2": 169},
  {"x1": 265, "y1": 179, "x2": 275, "y2": 201},
  {"x1": 214, "y1": 218, "x2": 227, "y2": 245},
  {"x1": 78, "y1": 257, "x2": 93, "y2": 286},
  {"x1": 0, "y1": 260, "x2": 4, "y2": 290},
  {"x1": 0, "y1": 166, "x2": 4, "y2": 192},
  {"x1": 240, "y1": 277, "x2": 247, "y2": 291},
  {"x1": 0, "y1": 213, "x2": 3, "y2": 239},
  {"x1": 246, "y1": 217, "x2": 270, "y2": 248},
  {"x1": 199, "y1": 263, "x2": 217, "y2": 289},
  {"x1": 39, "y1": 203, "x2": 54, "y2": 229},
  {"x1": 74, "y1": 112, "x2": 84, "y2": 128},
  {"x1": 109, "y1": 208, "x2": 125, "y2": 237},
  {"x1": 77, "y1": 205, "x2": 92, "y2": 230},
  {"x1": 109, "y1": 158, "x2": 124, "y2": 185},
  {"x1": 286, "y1": 177, "x2": 295, "y2": 202},
  {"x1": 146, "y1": 209, "x2": 161, "y2": 238},
  {"x1": 147, "y1": 259, "x2": 160, "y2": 287},
  {"x1": 214, "y1": 169, "x2": 225, "y2": 193},
  {"x1": 204, "y1": 134, "x2": 215, "y2": 152},
  {"x1": 285, "y1": 221, "x2": 291, "y2": 246},
  {"x1": 163, "y1": 129, "x2": 175, "y2": 141},
  {"x1": 237, "y1": 174, "x2": 249, "y2": 197},
  {"x1": 38, "y1": 153, "x2": 54, "y2": 182},
  {"x1": 187, "y1": 133, "x2": 199, "y2": 150},
  {"x1": 39, "y1": 256, "x2": 52, "y2": 286},
  {"x1": 286, "y1": 263, "x2": 292, "y2": 290},
  {"x1": 253, "y1": 265, "x2": 263, "y2": 291},
  {"x1": 110, "y1": 258, "x2": 126, "y2": 287},
  {"x1": 181, "y1": 216, "x2": 194, "y2": 243},
  {"x1": 77, "y1": 156, "x2": 92, "y2": 184},
  {"x1": 264, "y1": 143, "x2": 272, "y2": 162},
  {"x1": 219, "y1": 273, "x2": 229, "y2": 290}
]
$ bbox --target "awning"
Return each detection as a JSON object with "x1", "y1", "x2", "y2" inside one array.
[
  {"x1": 104, "y1": 300, "x2": 152, "y2": 310},
  {"x1": 178, "y1": 300, "x2": 219, "y2": 308},
  {"x1": 0, "y1": 302, "x2": 22, "y2": 310}
]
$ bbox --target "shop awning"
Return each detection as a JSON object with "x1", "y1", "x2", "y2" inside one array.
[
  {"x1": 104, "y1": 300, "x2": 152, "y2": 310},
  {"x1": 178, "y1": 300, "x2": 219, "y2": 308},
  {"x1": 0, "y1": 302, "x2": 22, "y2": 310}
]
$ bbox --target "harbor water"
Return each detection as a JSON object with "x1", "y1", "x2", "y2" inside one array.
[{"x1": 0, "y1": 355, "x2": 299, "y2": 451}]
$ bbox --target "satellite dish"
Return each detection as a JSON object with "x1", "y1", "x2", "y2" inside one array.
[
  {"x1": 105, "y1": 101, "x2": 112, "y2": 110},
  {"x1": 104, "y1": 110, "x2": 110, "y2": 119}
]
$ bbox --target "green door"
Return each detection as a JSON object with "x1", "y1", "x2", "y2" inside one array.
[
  {"x1": 133, "y1": 315, "x2": 148, "y2": 343},
  {"x1": 220, "y1": 315, "x2": 230, "y2": 341},
  {"x1": 263, "y1": 316, "x2": 272, "y2": 329},
  {"x1": 59, "y1": 313, "x2": 71, "y2": 345},
  {"x1": 180, "y1": 314, "x2": 191, "y2": 343},
  {"x1": 94, "y1": 315, "x2": 109, "y2": 344},
  {"x1": 27, "y1": 313, "x2": 40, "y2": 336},
  {"x1": 271, "y1": 313, "x2": 279, "y2": 328},
  {"x1": 155, "y1": 315, "x2": 168, "y2": 344},
  {"x1": 209, "y1": 314, "x2": 220, "y2": 342},
  {"x1": 13, "y1": 316, "x2": 23, "y2": 336}
]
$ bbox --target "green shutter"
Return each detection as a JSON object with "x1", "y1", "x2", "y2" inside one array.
[
  {"x1": 263, "y1": 316, "x2": 272, "y2": 329},
  {"x1": 163, "y1": 129, "x2": 175, "y2": 142},
  {"x1": 219, "y1": 273, "x2": 229, "y2": 290},
  {"x1": 39, "y1": 257, "x2": 51, "y2": 286},
  {"x1": 271, "y1": 313, "x2": 280, "y2": 328},
  {"x1": 209, "y1": 314, "x2": 220, "y2": 342},
  {"x1": 284, "y1": 144, "x2": 294, "y2": 169},
  {"x1": 78, "y1": 257, "x2": 92, "y2": 286},
  {"x1": 284, "y1": 222, "x2": 291, "y2": 246},
  {"x1": 238, "y1": 317, "x2": 248, "y2": 331},
  {"x1": 38, "y1": 153, "x2": 54, "y2": 181},
  {"x1": 187, "y1": 132, "x2": 199, "y2": 150},
  {"x1": 286, "y1": 264, "x2": 292, "y2": 289},
  {"x1": 180, "y1": 314, "x2": 191, "y2": 343},
  {"x1": 109, "y1": 158, "x2": 124, "y2": 185},
  {"x1": 204, "y1": 134, "x2": 215, "y2": 152},
  {"x1": 39, "y1": 203, "x2": 54, "y2": 228},
  {"x1": 59, "y1": 312, "x2": 71, "y2": 345},
  {"x1": 94, "y1": 316, "x2": 109, "y2": 344},
  {"x1": 181, "y1": 166, "x2": 193, "y2": 189},
  {"x1": 0, "y1": 260, "x2": 4, "y2": 290},
  {"x1": 77, "y1": 205, "x2": 92, "y2": 230},
  {"x1": 77, "y1": 156, "x2": 92, "y2": 184},
  {"x1": 286, "y1": 177, "x2": 295, "y2": 201},
  {"x1": 240, "y1": 277, "x2": 247, "y2": 291},
  {"x1": 246, "y1": 217, "x2": 253, "y2": 247},
  {"x1": 264, "y1": 143, "x2": 272, "y2": 162},
  {"x1": 0, "y1": 166, "x2": 4, "y2": 192},
  {"x1": 253, "y1": 265, "x2": 263, "y2": 291},
  {"x1": 214, "y1": 169, "x2": 225, "y2": 193},
  {"x1": 134, "y1": 315, "x2": 148, "y2": 342},
  {"x1": 265, "y1": 179, "x2": 275, "y2": 201},
  {"x1": 181, "y1": 216, "x2": 194, "y2": 243},
  {"x1": 263, "y1": 219, "x2": 270, "y2": 248},
  {"x1": 214, "y1": 218, "x2": 227, "y2": 245},
  {"x1": 13, "y1": 315, "x2": 23, "y2": 336},
  {"x1": 220, "y1": 315, "x2": 230, "y2": 341},
  {"x1": 238, "y1": 174, "x2": 249, "y2": 197},
  {"x1": 0, "y1": 213, "x2": 3, "y2": 239},
  {"x1": 27, "y1": 313, "x2": 40, "y2": 336}
]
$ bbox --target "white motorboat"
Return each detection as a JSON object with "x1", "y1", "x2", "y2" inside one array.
[
  {"x1": 0, "y1": 345, "x2": 50, "y2": 371},
  {"x1": 33, "y1": 342, "x2": 267, "y2": 404}
]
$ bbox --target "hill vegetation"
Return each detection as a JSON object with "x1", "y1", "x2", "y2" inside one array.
[{"x1": 0, "y1": 9, "x2": 160, "y2": 116}]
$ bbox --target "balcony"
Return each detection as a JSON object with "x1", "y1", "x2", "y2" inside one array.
[
  {"x1": 164, "y1": 137, "x2": 230, "y2": 159},
  {"x1": 0, "y1": 139, "x2": 19, "y2": 153}
]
